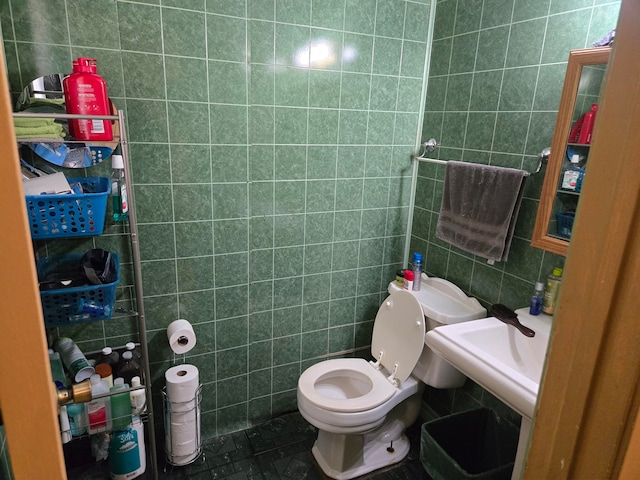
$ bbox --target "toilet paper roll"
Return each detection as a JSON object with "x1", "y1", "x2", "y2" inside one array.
[
  {"x1": 165, "y1": 364, "x2": 200, "y2": 465},
  {"x1": 167, "y1": 319, "x2": 197, "y2": 354}
]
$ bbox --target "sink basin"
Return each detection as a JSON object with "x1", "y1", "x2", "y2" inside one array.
[
  {"x1": 425, "y1": 307, "x2": 552, "y2": 419},
  {"x1": 425, "y1": 307, "x2": 552, "y2": 480}
]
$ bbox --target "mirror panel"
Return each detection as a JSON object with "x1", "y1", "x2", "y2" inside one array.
[{"x1": 532, "y1": 47, "x2": 611, "y2": 256}]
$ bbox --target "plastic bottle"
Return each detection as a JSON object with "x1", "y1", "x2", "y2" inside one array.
[
  {"x1": 59, "y1": 405, "x2": 72, "y2": 444},
  {"x1": 125, "y1": 342, "x2": 143, "y2": 362},
  {"x1": 395, "y1": 269, "x2": 404, "y2": 287},
  {"x1": 63, "y1": 57, "x2": 113, "y2": 141},
  {"x1": 95, "y1": 363, "x2": 114, "y2": 388},
  {"x1": 100, "y1": 346, "x2": 120, "y2": 367},
  {"x1": 561, "y1": 154, "x2": 585, "y2": 192},
  {"x1": 403, "y1": 269, "x2": 414, "y2": 290},
  {"x1": 411, "y1": 252, "x2": 423, "y2": 291},
  {"x1": 53, "y1": 337, "x2": 95, "y2": 382},
  {"x1": 577, "y1": 103, "x2": 598, "y2": 144},
  {"x1": 111, "y1": 154, "x2": 129, "y2": 222},
  {"x1": 87, "y1": 373, "x2": 111, "y2": 434},
  {"x1": 130, "y1": 376, "x2": 147, "y2": 415},
  {"x1": 66, "y1": 402, "x2": 87, "y2": 437},
  {"x1": 48, "y1": 348, "x2": 66, "y2": 388},
  {"x1": 529, "y1": 282, "x2": 545, "y2": 316},
  {"x1": 132, "y1": 415, "x2": 147, "y2": 475},
  {"x1": 543, "y1": 267, "x2": 563, "y2": 315},
  {"x1": 116, "y1": 351, "x2": 140, "y2": 386},
  {"x1": 110, "y1": 377, "x2": 132, "y2": 430}
]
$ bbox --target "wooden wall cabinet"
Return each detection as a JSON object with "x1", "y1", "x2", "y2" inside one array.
[{"x1": 532, "y1": 47, "x2": 611, "y2": 255}]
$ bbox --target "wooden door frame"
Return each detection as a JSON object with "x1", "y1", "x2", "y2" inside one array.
[
  {"x1": 525, "y1": 0, "x2": 640, "y2": 477},
  {"x1": 0, "y1": 48, "x2": 67, "y2": 478}
]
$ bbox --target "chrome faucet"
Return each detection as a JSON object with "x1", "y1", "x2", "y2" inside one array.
[{"x1": 489, "y1": 304, "x2": 535, "y2": 337}]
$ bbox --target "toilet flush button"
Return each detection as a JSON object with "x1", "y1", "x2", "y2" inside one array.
[{"x1": 385, "y1": 300, "x2": 393, "y2": 308}]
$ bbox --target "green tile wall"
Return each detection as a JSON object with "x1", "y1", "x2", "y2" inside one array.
[
  {"x1": 412, "y1": 0, "x2": 619, "y2": 417},
  {"x1": 2, "y1": 0, "x2": 431, "y2": 437}
]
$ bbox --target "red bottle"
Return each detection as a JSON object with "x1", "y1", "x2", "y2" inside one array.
[
  {"x1": 63, "y1": 58, "x2": 113, "y2": 141},
  {"x1": 568, "y1": 103, "x2": 598, "y2": 145}
]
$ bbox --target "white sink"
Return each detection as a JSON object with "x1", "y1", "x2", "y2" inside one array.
[
  {"x1": 425, "y1": 307, "x2": 553, "y2": 480},
  {"x1": 425, "y1": 307, "x2": 551, "y2": 419}
]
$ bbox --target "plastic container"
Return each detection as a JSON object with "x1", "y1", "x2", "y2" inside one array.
[
  {"x1": 110, "y1": 377, "x2": 132, "y2": 430},
  {"x1": 111, "y1": 154, "x2": 129, "y2": 222},
  {"x1": 60, "y1": 405, "x2": 72, "y2": 444},
  {"x1": 403, "y1": 269, "x2": 414, "y2": 290},
  {"x1": 560, "y1": 154, "x2": 585, "y2": 192},
  {"x1": 48, "y1": 348, "x2": 66, "y2": 387},
  {"x1": 125, "y1": 342, "x2": 143, "y2": 361},
  {"x1": 53, "y1": 337, "x2": 95, "y2": 382},
  {"x1": 95, "y1": 363, "x2": 114, "y2": 388},
  {"x1": 420, "y1": 408, "x2": 518, "y2": 480},
  {"x1": 543, "y1": 267, "x2": 563, "y2": 315},
  {"x1": 87, "y1": 374, "x2": 111, "y2": 434},
  {"x1": 116, "y1": 351, "x2": 140, "y2": 386},
  {"x1": 412, "y1": 252, "x2": 423, "y2": 291},
  {"x1": 66, "y1": 402, "x2": 87, "y2": 437},
  {"x1": 577, "y1": 103, "x2": 598, "y2": 144},
  {"x1": 529, "y1": 282, "x2": 545, "y2": 316},
  {"x1": 37, "y1": 253, "x2": 120, "y2": 327},
  {"x1": 130, "y1": 376, "x2": 147, "y2": 415},
  {"x1": 556, "y1": 212, "x2": 575, "y2": 238},
  {"x1": 100, "y1": 346, "x2": 120, "y2": 367},
  {"x1": 25, "y1": 177, "x2": 110, "y2": 239},
  {"x1": 63, "y1": 57, "x2": 113, "y2": 141}
]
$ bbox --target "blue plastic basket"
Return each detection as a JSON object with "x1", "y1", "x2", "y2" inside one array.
[
  {"x1": 556, "y1": 211, "x2": 575, "y2": 239},
  {"x1": 37, "y1": 253, "x2": 120, "y2": 327},
  {"x1": 25, "y1": 177, "x2": 110, "y2": 239}
]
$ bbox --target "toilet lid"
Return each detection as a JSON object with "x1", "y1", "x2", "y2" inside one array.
[{"x1": 371, "y1": 289, "x2": 425, "y2": 382}]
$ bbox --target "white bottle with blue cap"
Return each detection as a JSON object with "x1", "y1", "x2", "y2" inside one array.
[{"x1": 412, "y1": 252, "x2": 423, "y2": 291}]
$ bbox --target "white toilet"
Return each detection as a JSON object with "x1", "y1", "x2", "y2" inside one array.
[{"x1": 297, "y1": 275, "x2": 486, "y2": 480}]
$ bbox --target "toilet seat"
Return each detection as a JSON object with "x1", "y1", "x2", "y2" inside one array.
[{"x1": 298, "y1": 358, "x2": 396, "y2": 413}]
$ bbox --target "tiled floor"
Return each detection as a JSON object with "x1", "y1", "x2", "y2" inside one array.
[{"x1": 68, "y1": 412, "x2": 431, "y2": 480}]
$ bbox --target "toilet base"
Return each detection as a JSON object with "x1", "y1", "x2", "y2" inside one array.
[{"x1": 311, "y1": 430, "x2": 410, "y2": 480}]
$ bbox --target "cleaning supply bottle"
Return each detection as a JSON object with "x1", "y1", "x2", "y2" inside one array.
[
  {"x1": 110, "y1": 377, "x2": 132, "y2": 430},
  {"x1": 63, "y1": 57, "x2": 113, "y2": 141},
  {"x1": 411, "y1": 252, "x2": 423, "y2": 291},
  {"x1": 87, "y1": 373, "x2": 111, "y2": 434},
  {"x1": 529, "y1": 282, "x2": 545, "y2": 316},
  {"x1": 116, "y1": 351, "x2": 140, "y2": 385},
  {"x1": 66, "y1": 402, "x2": 87, "y2": 437},
  {"x1": 111, "y1": 154, "x2": 129, "y2": 222},
  {"x1": 561, "y1": 154, "x2": 585, "y2": 192},
  {"x1": 100, "y1": 346, "x2": 120, "y2": 368},
  {"x1": 125, "y1": 342, "x2": 143, "y2": 361},
  {"x1": 543, "y1": 267, "x2": 563, "y2": 315}
]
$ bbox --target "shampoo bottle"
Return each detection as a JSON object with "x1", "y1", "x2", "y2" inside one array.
[
  {"x1": 577, "y1": 103, "x2": 598, "y2": 144},
  {"x1": 543, "y1": 267, "x2": 563, "y2": 315},
  {"x1": 529, "y1": 282, "x2": 545, "y2": 316}
]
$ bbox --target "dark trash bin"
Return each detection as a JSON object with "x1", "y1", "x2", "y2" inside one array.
[{"x1": 420, "y1": 408, "x2": 519, "y2": 480}]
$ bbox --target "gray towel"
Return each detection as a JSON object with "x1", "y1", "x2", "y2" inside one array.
[{"x1": 436, "y1": 161, "x2": 527, "y2": 262}]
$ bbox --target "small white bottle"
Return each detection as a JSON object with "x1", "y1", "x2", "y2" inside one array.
[
  {"x1": 87, "y1": 373, "x2": 111, "y2": 434},
  {"x1": 130, "y1": 376, "x2": 147, "y2": 415}
]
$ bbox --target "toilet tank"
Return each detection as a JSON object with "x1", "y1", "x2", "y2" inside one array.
[{"x1": 388, "y1": 274, "x2": 486, "y2": 388}]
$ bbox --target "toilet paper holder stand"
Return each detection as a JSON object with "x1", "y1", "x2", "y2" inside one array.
[{"x1": 162, "y1": 384, "x2": 204, "y2": 470}]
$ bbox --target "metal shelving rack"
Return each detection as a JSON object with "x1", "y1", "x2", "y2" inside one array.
[{"x1": 13, "y1": 110, "x2": 159, "y2": 480}]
